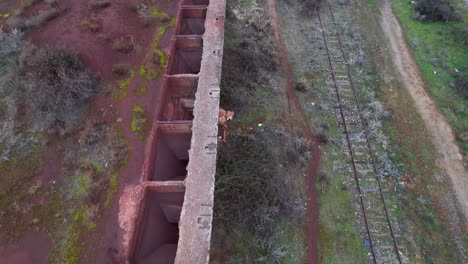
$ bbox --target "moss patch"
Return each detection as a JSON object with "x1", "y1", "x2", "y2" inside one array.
[
  {"x1": 133, "y1": 86, "x2": 148, "y2": 96},
  {"x1": 139, "y1": 16, "x2": 175, "y2": 80},
  {"x1": 114, "y1": 69, "x2": 135, "y2": 100},
  {"x1": 131, "y1": 104, "x2": 150, "y2": 141}
]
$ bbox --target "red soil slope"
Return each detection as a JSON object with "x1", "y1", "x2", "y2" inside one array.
[{"x1": 0, "y1": 0, "x2": 179, "y2": 262}]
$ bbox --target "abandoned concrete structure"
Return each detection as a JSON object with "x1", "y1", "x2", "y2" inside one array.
[{"x1": 122, "y1": 0, "x2": 226, "y2": 263}]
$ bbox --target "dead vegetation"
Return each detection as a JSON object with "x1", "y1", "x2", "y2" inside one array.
[
  {"x1": 0, "y1": 29, "x2": 101, "y2": 165},
  {"x1": 112, "y1": 63, "x2": 131, "y2": 77},
  {"x1": 87, "y1": 0, "x2": 111, "y2": 13},
  {"x1": 111, "y1": 37, "x2": 135, "y2": 53},
  {"x1": 80, "y1": 17, "x2": 102, "y2": 32},
  {"x1": 11, "y1": 48, "x2": 100, "y2": 133},
  {"x1": 295, "y1": 79, "x2": 309, "y2": 92},
  {"x1": 7, "y1": 6, "x2": 65, "y2": 31},
  {"x1": 96, "y1": 32, "x2": 113, "y2": 43},
  {"x1": 127, "y1": 3, "x2": 171, "y2": 27}
]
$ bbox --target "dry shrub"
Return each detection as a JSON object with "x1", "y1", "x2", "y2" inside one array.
[
  {"x1": 8, "y1": 48, "x2": 101, "y2": 132},
  {"x1": 80, "y1": 17, "x2": 102, "y2": 32},
  {"x1": 1, "y1": 29, "x2": 30, "y2": 163},
  {"x1": 214, "y1": 127, "x2": 307, "y2": 230},
  {"x1": 7, "y1": 7, "x2": 64, "y2": 30},
  {"x1": 112, "y1": 64, "x2": 131, "y2": 77},
  {"x1": 128, "y1": 3, "x2": 170, "y2": 27},
  {"x1": 87, "y1": 1, "x2": 111, "y2": 12},
  {"x1": 295, "y1": 79, "x2": 308, "y2": 92},
  {"x1": 111, "y1": 37, "x2": 134, "y2": 53},
  {"x1": 96, "y1": 32, "x2": 113, "y2": 43}
]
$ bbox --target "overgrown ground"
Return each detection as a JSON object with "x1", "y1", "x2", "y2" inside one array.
[
  {"x1": 212, "y1": 0, "x2": 467, "y2": 263},
  {"x1": 210, "y1": 0, "x2": 312, "y2": 263}
]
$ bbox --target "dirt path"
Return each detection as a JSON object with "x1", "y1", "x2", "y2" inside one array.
[
  {"x1": 267, "y1": 0, "x2": 320, "y2": 262},
  {"x1": 379, "y1": 0, "x2": 468, "y2": 219}
]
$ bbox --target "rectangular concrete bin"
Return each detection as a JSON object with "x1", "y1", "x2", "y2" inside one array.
[
  {"x1": 159, "y1": 75, "x2": 198, "y2": 121},
  {"x1": 168, "y1": 40, "x2": 203, "y2": 75},
  {"x1": 150, "y1": 125, "x2": 192, "y2": 181},
  {"x1": 131, "y1": 191, "x2": 185, "y2": 264},
  {"x1": 178, "y1": 18, "x2": 205, "y2": 35},
  {"x1": 178, "y1": 6, "x2": 207, "y2": 35}
]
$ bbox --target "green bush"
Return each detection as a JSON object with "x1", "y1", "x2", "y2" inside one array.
[
  {"x1": 413, "y1": 0, "x2": 460, "y2": 22},
  {"x1": 454, "y1": 74, "x2": 468, "y2": 99}
]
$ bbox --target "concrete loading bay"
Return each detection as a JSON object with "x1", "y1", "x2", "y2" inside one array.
[{"x1": 125, "y1": 0, "x2": 226, "y2": 263}]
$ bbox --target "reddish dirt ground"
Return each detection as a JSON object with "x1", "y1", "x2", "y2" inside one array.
[
  {"x1": 0, "y1": 232, "x2": 50, "y2": 263},
  {"x1": 268, "y1": 0, "x2": 320, "y2": 263},
  {"x1": 0, "y1": 0, "x2": 17, "y2": 10},
  {"x1": 0, "y1": 0, "x2": 179, "y2": 262}
]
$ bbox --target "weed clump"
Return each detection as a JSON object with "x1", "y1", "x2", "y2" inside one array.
[
  {"x1": 7, "y1": 7, "x2": 64, "y2": 30},
  {"x1": 112, "y1": 37, "x2": 134, "y2": 53},
  {"x1": 112, "y1": 64, "x2": 131, "y2": 77},
  {"x1": 295, "y1": 79, "x2": 309, "y2": 92},
  {"x1": 80, "y1": 17, "x2": 102, "y2": 32},
  {"x1": 87, "y1": 1, "x2": 111, "y2": 12},
  {"x1": 128, "y1": 3, "x2": 171, "y2": 27}
]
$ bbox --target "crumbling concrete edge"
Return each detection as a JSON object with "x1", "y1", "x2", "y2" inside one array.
[{"x1": 174, "y1": 0, "x2": 226, "y2": 263}]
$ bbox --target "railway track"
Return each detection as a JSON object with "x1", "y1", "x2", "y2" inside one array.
[{"x1": 317, "y1": 2, "x2": 402, "y2": 263}]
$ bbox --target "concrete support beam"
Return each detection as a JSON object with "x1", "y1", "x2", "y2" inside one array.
[{"x1": 146, "y1": 181, "x2": 186, "y2": 193}]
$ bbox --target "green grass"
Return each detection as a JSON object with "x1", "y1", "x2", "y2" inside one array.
[
  {"x1": 368, "y1": 0, "x2": 377, "y2": 9},
  {"x1": 348, "y1": 2, "x2": 466, "y2": 261},
  {"x1": 236, "y1": 84, "x2": 278, "y2": 127},
  {"x1": 390, "y1": 0, "x2": 468, "y2": 154}
]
